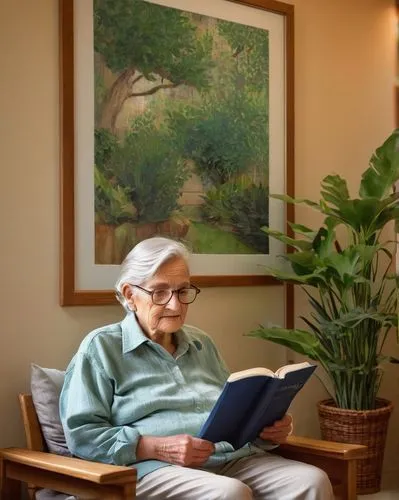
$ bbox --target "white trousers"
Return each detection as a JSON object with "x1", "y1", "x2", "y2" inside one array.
[{"x1": 136, "y1": 453, "x2": 334, "y2": 500}]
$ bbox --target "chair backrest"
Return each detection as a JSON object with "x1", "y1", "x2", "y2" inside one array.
[{"x1": 19, "y1": 393, "x2": 46, "y2": 452}]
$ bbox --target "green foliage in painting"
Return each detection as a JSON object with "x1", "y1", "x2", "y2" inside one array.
[
  {"x1": 200, "y1": 183, "x2": 240, "y2": 225},
  {"x1": 217, "y1": 21, "x2": 269, "y2": 91},
  {"x1": 94, "y1": 0, "x2": 213, "y2": 87},
  {"x1": 224, "y1": 183, "x2": 269, "y2": 253},
  {"x1": 95, "y1": 128, "x2": 120, "y2": 174},
  {"x1": 94, "y1": 166, "x2": 136, "y2": 225},
  {"x1": 112, "y1": 113, "x2": 189, "y2": 224},
  {"x1": 201, "y1": 182, "x2": 269, "y2": 253},
  {"x1": 169, "y1": 90, "x2": 268, "y2": 187}
]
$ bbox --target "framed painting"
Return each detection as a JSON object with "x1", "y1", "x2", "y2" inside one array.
[{"x1": 60, "y1": 0, "x2": 295, "y2": 305}]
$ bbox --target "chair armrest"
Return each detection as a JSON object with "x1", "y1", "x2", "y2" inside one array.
[
  {"x1": 0, "y1": 447, "x2": 136, "y2": 485},
  {"x1": 274, "y1": 436, "x2": 367, "y2": 500},
  {"x1": 276, "y1": 435, "x2": 367, "y2": 460}
]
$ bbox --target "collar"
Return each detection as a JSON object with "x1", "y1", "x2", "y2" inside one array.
[
  {"x1": 120, "y1": 314, "x2": 202, "y2": 354},
  {"x1": 121, "y1": 313, "x2": 149, "y2": 354}
]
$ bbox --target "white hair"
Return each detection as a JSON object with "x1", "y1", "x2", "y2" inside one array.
[{"x1": 115, "y1": 237, "x2": 191, "y2": 311}]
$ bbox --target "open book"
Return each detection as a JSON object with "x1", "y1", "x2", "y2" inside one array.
[{"x1": 198, "y1": 361, "x2": 316, "y2": 449}]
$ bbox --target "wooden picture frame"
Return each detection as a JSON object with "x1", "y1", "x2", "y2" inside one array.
[{"x1": 60, "y1": 0, "x2": 294, "y2": 306}]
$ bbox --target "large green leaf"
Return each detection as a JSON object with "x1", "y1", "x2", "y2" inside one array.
[
  {"x1": 261, "y1": 227, "x2": 312, "y2": 251},
  {"x1": 360, "y1": 129, "x2": 399, "y2": 199},
  {"x1": 320, "y1": 174, "x2": 350, "y2": 208},
  {"x1": 287, "y1": 222, "x2": 316, "y2": 239},
  {"x1": 352, "y1": 244, "x2": 380, "y2": 267},
  {"x1": 374, "y1": 202, "x2": 399, "y2": 232},
  {"x1": 270, "y1": 194, "x2": 320, "y2": 209},
  {"x1": 325, "y1": 308, "x2": 397, "y2": 329},
  {"x1": 246, "y1": 327, "x2": 328, "y2": 361},
  {"x1": 324, "y1": 250, "x2": 360, "y2": 282},
  {"x1": 284, "y1": 251, "x2": 319, "y2": 275},
  {"x1": 262, "y1": 267, "x2": 322, "y2": 286},
  {"x1": 325, "y1": 198, "x2": 379, "y2": 233},
  {"x1": 312, "y1": 224, "x2": 336, "y2": 259}
]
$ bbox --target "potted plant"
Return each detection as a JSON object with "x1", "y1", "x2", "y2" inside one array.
[{"x1": 247, "y1": 130, "x2": 399, "y2": 494}]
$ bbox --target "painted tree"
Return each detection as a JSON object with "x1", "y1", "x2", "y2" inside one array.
[{"x1": 94, "y1": 0, "x2": 213, "y2": 132}]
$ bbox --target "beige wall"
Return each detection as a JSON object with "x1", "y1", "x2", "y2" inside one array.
[{"x1": 0, "y1": 0, "x2": 398, "y2": 486}]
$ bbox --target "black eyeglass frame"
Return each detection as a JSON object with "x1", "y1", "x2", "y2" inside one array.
[{"x1": 129, "y1": 284, "x2": 201, "y2": 305}]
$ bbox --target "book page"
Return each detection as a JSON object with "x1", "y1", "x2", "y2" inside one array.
[
  {"x1": 227, "y1": 367, "x2": 275, "y2": 382},
  {"x1": 227, "y1": 362, "x2": 313, "y2": 382},
  {"x1": 275, "y1": 361, "x2": 312, "y2": 378}
]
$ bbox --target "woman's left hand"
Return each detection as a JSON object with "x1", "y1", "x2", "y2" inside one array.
[{"x1": 258, "y1": 413, "x2": 293, "y2": 444}]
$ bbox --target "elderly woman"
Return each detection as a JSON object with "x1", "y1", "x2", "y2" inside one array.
[{"x1": 60, "y1": 237, "x2": 333, "y2": 500}]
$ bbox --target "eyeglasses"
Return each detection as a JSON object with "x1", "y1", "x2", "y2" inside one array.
[{"x1": 129, "y1": 284, "x2": 201, "y2": 305}]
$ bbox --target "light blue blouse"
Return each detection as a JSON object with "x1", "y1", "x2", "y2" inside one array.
[{"x1": 59, "y1": 314, "x2": 269, "y2": 480}]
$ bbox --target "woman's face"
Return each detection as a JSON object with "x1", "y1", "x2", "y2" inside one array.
[{"x1": 125, "y1": 257, "x2": 191, "y2": 339}]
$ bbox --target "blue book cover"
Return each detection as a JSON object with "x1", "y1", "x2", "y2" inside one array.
[{"x1": 198, "y1": 362, "x2": 316, "y2": 449}]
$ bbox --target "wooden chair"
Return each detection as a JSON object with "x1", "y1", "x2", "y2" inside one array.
[{"x1": 0, "y1": 394, "x2": 367, "y2": 500}]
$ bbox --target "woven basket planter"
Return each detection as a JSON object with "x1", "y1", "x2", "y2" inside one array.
[{"x1": 318, "y1": 398, "x2": 393, "y2": 495}]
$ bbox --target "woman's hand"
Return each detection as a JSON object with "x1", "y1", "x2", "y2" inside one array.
[
  {"x1": 137, "y1": 434, "x2": 215, "y2": 466},
  {"x1": 258, "y1": 413, "x2": 293, "y2": 444}
]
